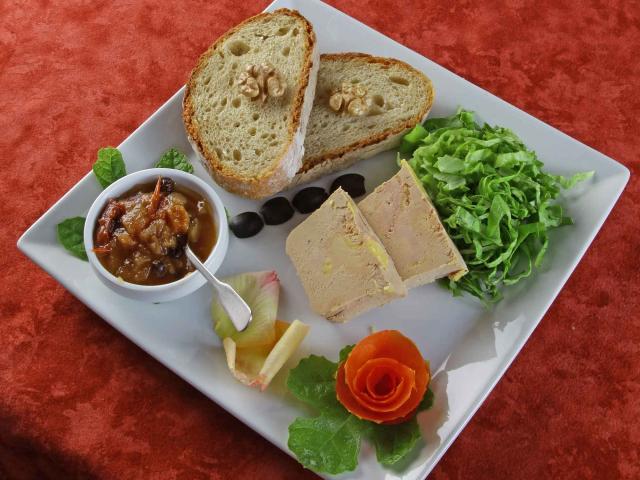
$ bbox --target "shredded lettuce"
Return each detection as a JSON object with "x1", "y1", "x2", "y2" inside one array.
[{"x1": 402, "y1": 109, "x2": 593, "y2": 303}]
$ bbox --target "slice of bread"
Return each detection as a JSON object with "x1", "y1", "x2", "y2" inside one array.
[
  {"x1": 290, "y1": 53, "x2": 434, "y2": 186},
  {"x1": 183, "y1": 9, "x2": 318, "y2": 199}
]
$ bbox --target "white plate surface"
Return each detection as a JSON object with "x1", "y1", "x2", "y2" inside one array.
[{"x1": 18, "y1": 1, "x2": 629, "y2": 478}]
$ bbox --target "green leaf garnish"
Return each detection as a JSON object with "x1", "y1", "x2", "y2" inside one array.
[
  {"x1": 288, "y1": 409, "x2": 364, "y2": 475},
  {"x1": 402, "y1": 109, "x2": 594, "y2": 303},
  {"x1": 417, "y1": 388, "x2": 434, "y2": 412},
  {"x1": 338, "y1": 344, "x2": 354, "y2": 364},
  {"x1": 92, "y1": 147, "x2": 126, "y2": 188},
  {"x1": 287, "y1": 355, "x2": 340, "y2": 411},
  {"x1": 369, "y1": 419, "x2": 421, "y2": 466},
  {"x1": 155, "y1": 148, "x2": 194, "y2": 173},
  {"x1": 56, "y1": 217, "x2": 87, "y2": 260}
]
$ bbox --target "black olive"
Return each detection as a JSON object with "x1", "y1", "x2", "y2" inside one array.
[
  {"x1": 292, "y1": 187, "x2": 328, "y2": 214},
  {"x1": 160, "y1": 177, "x2": 175, "y2": 194},
  {"x1": 260, "y1": 197, "x2": 294, "y2": 225},
  {"x1": 151, "y1": 260, "x2": 167, "y2": 278},
  {"x1": 229, "y1": 212, "x2": 264, "y2": 238},
  {"x1": 330, "y1": 173, "x2": 366, "y2": 198}
]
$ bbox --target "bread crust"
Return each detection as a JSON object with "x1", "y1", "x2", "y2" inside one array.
[
  {"x1": 182, "y1": 9, "x2": 317, "y2": 199},
  {"x1": 290, "y1": 53, "x2": 434, "y2": 186}
]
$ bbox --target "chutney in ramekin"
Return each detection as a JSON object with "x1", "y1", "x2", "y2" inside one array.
[{"x1": 93, "y1": 176, "x2": 216, "y2": 285}]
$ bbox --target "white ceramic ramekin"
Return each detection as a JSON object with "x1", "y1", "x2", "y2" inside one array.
[{"x1": 84, "y1": 168, "x2": 228, "y2": 302}]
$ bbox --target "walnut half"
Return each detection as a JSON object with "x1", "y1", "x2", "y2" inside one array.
[
  {"x1": 237, "y1": 63, "x2": 286, "y2": 103},
  {"x1": 328, "y1": 83, "x2": 372, "y2": 116}
]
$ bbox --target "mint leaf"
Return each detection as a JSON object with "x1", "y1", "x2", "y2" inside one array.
[
  {"x1": 338, "y1": 344, "x2": 354, "y2": 364},
  {"x1": 56, "y1": 217, "x2": 87, "y2": 260},
  {"x1": 369, "y1": 419, "x2": 421, "y2": 466},
  {"x1": 287, "y1": 355, "x2": 340, "y2": 411},
  {"x1": 288, "y1": 409, "x2": 365, "y2": 474},
  {"x1": 155, "y1": 148, "x2": 194, "y2": 173},
  {"x1": 92, "y1": 147, "x2": 126, "y2": 189}
]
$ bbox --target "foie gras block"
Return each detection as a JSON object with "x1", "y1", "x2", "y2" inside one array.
[
  {"x1": 285, "y1": 188, "x2": 406, "y2": 323},
  {"x1": 358, "y1": 160, "x2": 468, "y2": 288}
]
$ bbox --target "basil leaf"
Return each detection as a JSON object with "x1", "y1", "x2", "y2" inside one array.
[
  {"x1": 288, "y1": 409, "x2": 365, "y2": 474},
  {"x1": 92, "y1": 147, "x2": 126, "y2": 189},
  {"x1": 155, "y1": 148, "x2": 194, "y2": 173},
  {"x1": 56, "y1": 217, "x2": 87, "y2": 260}
]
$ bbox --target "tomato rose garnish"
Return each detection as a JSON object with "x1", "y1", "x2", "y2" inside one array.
[{"x1": 336, "y1": 330, "x2": 429, "y2": 424}]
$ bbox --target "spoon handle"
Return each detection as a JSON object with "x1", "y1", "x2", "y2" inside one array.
[{"x1": 185, "y1": 246, "x2": 252, "y2": 332}]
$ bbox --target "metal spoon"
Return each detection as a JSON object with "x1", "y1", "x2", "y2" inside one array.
[{"x1": 185, "y1": 244, "x2": 252, "y2": 332}]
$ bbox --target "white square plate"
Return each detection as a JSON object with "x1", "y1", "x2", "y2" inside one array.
[{"x1": 18, "y1": 0, "x2": 629, "y2": 478}]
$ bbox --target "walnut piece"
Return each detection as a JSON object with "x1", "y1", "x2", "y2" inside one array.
[
  {"x1": 328, "y1": 83, "x2": 372, "y2": 116},
  {"x1": 237, "y1": 63, "x2": 286, "y2": 103}
]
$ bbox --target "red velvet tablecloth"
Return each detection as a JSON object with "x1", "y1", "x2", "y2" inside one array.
[{"x1": 2, "y1": 1, "x2": 639, "y2": 478}]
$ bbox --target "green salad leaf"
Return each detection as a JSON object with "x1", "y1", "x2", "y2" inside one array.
[
  {"x1": 286, "y1": 352, "x2": 433, "y2": 474},
  {"x1": 402, "y1": 109, "x2": 594, "y2": 303},
  {"x1": 56, "y1": 217, "x2": 87, "y2": 260},
  {"x1": 155, "y1": 147, "x2": 194, "y2": 173},
  {"x1": 92, "y1": 147, "x2": 126, "y2": 188}
]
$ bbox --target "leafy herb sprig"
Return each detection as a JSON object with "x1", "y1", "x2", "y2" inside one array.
[
  {"x1": 92, "y1": 147, "x2": 127, "y2": 189},
  {"x1": 155, "y1": 147, "x2": 194, "y2": 173}
]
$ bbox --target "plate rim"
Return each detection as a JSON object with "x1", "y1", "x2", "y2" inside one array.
[{"x1": 16, "y1": 0, "x2": 631, "y2": 478}]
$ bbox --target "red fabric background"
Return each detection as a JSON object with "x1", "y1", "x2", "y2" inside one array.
[{"x1": 1, "y1": 0, "x2": 639, "y2": 478}]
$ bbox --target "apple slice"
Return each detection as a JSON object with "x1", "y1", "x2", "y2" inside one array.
[{"x1": 223, "y1": 320, "x2": 310, "y2": 390}]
